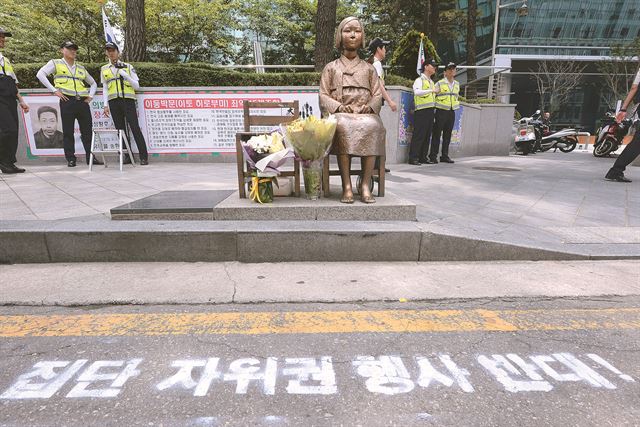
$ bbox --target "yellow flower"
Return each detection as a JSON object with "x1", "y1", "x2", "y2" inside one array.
[{"x1": 268, "y1": 132, "x2": 285, "y2": 153}]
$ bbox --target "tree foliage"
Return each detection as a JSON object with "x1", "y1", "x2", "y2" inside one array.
[
  {"x1": 143, "y1": 0, "x2": 238, "y2": 63},
  {"x1": 1, "y1": 0, "x2": 115, "y2": 63},
  {"x1": 235, "y1": 0, "x2": 316, "y2": 66},
  {"x1": 530, "y1": 61, "x2": 587, "y2": 115},
  {"x1": 3, "y1": 0, "x2": 459, "y2": 70},
  {"x1": 358, "y1": 0, "x2": 465, "y2": 54},
  {"x1": 599, "y1": 38, "x2": 640, "y2": 108},
  {"x1": 389, "y1": 30, "x2": 440, "y2": 79}
]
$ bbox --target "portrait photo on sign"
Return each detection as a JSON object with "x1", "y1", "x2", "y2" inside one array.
[{"x1": 30, "y1": 102, "x2": 64, "y2": 149}]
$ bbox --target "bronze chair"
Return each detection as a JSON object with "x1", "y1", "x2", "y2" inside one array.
[{"x1": 236, "y1": 101, "x2": 300, "y2": 198}]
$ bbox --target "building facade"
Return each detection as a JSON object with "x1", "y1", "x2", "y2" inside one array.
[{"x1": 449, "y1": 0, "x2": 640, "y2": 130}]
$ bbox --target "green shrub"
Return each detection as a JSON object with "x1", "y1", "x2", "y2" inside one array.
[
  {"x1": 457, "y1": 95, "x2": 497, "y2": 105},
  {"x1": 14, "y1": 62, "x2": 322, "y2": 89},
  {"x1": 14, "y1": 62, "x2": 412, "y2": 89},
  {"x1": 385, "y1": 74, "x2": 414, "y2": 88},
  {"x1": 389, "y1": 30, "x2": 440, "y2": 80}
]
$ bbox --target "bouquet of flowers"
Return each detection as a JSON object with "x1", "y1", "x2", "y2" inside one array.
[
  {"x1": 283, "y1": 115, "x2": 337, "y2": 200},
  {"x1": 241, "y1": 131, "x2": 294, "y2": 203}
]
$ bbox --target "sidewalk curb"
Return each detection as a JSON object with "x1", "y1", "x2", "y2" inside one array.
[{"x1": 2, "y1": 220, "x2": 637, "y2": 264}]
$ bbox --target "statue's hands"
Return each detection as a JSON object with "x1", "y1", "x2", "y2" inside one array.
[
  {"x1": 357, "y1": 105, "x2": 374, "y2": 114},
  {"x1": 338, "y1": 104, "x2": 354, "y2": 113}
]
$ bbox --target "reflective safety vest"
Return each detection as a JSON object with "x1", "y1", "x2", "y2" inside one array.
[
  {"x1": 0, "y1": 55, "x2": 16, "y2": 79},
  {"x1": 101, "y1": 63, "x2": 136, "y2": 101},
  {"x1": 435, "y1": 78, "x2": 460, "y2": 110},
  {"x1": 414, "y1": 76, "x2": 436, "y2": 111},
  {"x1": 53, "y1": 59, "x2": 90, "y2": 97}
]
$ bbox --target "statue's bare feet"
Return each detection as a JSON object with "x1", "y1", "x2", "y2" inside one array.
[
  {"x1": 340, "y1": 188, "x2": 354, "y2": 204},
  {"x1": 360, "y1": 186, "x2": 376, "y2": 204}
]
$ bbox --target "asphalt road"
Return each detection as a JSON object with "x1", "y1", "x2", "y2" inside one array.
[{"x1": 1, "y1": 297, "x2": 639, "y2": 427}]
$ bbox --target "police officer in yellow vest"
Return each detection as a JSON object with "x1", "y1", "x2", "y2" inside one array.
[
  {"x1": 37, "y1": 41, "x2": 98, "y2": 167},
  {"x1": 429, "y1": 62, "x2": 460, "y2": 164},
  {"x1": 408, "y1": 59, "x2": 438, "y2": 165},
  {"x1": 0, "y1": 27, "x2": 30, "y2": 174},
  {"x1": 102, "y1": 42, "x2": 148, "y2": 165}
]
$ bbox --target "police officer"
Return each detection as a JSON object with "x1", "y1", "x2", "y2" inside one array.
[
  {"x1": 0, "y1": 27, "x2": 30, "y2": 174},
  {"x1": 101, "y1": 42, "x2": 148, "y2": 165},
  {"x1": 36, "y1": 41, "x2": 98, "y2": 167},
  {"x1": 430, "y1": 62, "x2": 460, "y2": 164},
  {"x1": 605, "y1": 66, "x2": 640, "y2": 183},
  {"x1": 408, "y1": 59, "x2": 437, "y2": 165}
]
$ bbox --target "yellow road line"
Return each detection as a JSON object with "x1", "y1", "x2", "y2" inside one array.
[{"x1": 0, "y1": 308, "x2": 639, "y2": 338}]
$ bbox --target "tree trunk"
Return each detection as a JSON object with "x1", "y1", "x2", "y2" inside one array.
[
  {"x1": 314, "y1": 0, "x2": 338, "y2": 71},
  {"x1": 466, "y1": 0, "x2": 478, "y2": 99},
  {"x1": 428, "y1": 0, "x2": 439, "y2": 44},
  {"x1": 422, "y1": 0, "x2": 431, "y2": 36},
  {"x1": 124, "y1": 0, "x2": 146, "y2": 62}
]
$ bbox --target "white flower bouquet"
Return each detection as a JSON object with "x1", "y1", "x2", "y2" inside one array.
[{"x1": 241, "y1": 131, "x2": 294, "y2": 203}]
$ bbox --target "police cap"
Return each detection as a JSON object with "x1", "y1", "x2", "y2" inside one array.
[{"x1": 60, "y1": 41, "x2": 79, "y2": 50}]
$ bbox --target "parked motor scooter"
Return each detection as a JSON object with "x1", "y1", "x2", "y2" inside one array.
[
  {"x1": 538, "y1": 126, "x2": 584, "y2": 153},
  {"x1": 529, "y1": 110, "x2": 586, "y2": 153},
  {"x1": 514, "y1": 116, "x2": 536, "y2": 155},
  {"x1": 593, "y1": 110, "x2": 633, "y2": 157}
]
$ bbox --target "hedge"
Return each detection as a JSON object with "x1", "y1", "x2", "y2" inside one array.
[{"x1": 14, "y1": 62, "x2": 414, "y2": 89}]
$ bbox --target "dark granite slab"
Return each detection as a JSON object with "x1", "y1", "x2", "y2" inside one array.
[{"x1": 110, "y1": 191, "x2": 234, "y2": 215}]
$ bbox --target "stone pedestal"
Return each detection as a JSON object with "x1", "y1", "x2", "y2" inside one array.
[{"x1": 110, "y1": 190, "x2": 416, "y2": 221}]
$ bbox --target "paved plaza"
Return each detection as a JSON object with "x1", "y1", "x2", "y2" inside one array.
[{"x1": 0, "y1": 151, "x2": 639, "y2": 260}]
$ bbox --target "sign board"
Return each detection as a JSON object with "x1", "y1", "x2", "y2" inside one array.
[{"x1": 21, "y1": 90, "x2": 320, "y2": 157}]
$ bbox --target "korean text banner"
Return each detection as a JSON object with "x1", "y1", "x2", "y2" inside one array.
[{"x1": 22, "y1": 90, "x2": 320, "y2": 156}]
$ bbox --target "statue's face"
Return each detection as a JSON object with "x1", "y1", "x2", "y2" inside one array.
[{"x1": 341, "y1": 20, "x2": 363, "y2": 51}]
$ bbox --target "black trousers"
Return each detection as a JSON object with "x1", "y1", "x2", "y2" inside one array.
[
  {"x1": 108, "y1": 98, "x2": 148, "y2": 160},
  {"x1": 430, "y1": 109, "x2": 456, "y2": 160},
  {"x1": 408, "y1": 108, "x2": 434, "y2": 161},
  {"x1": 60, "y1": 98, "x2": 93, "y2": 162},
  {"x1": 0, "y1": 96, "x2": 18, "y2": 165},
  {"x1": 610, "y1": 129, "x2": 640, "y2": 174}
]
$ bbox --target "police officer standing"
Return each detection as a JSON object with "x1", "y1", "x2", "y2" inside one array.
[
  {"x1": 36, "y1": 41, "x2": 98, "y2": 167},
  {"x1": 101, "y1": 42, "x2": 148, "y2": 165},
  {"x1": 0, "y1": 27, "x2": 30, "y2": 174},
  {"x1": 430, "y1": 62, "x2": 460, "y2": 164},
  {"x1": 408, "y1": 59, "x2": 437, "y2": 165}
]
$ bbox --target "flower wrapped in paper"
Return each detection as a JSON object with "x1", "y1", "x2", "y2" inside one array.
[
  {"x1": 241, "y1": 131, "x2": 294, "y2": 203},
  {"x1": 283, "y1": 115, "x2": 337, "y2": 199}
]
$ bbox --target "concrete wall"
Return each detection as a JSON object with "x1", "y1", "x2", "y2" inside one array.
[
  {"x1": 16, "y1": 86, "x2": 515, "y2": 165},
  {"x1": 449, "y1": 103, "x2": 517, "y2": 158},
  {"x1": 385, "y1": 87, "x2": 516, "y2": 162}
]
